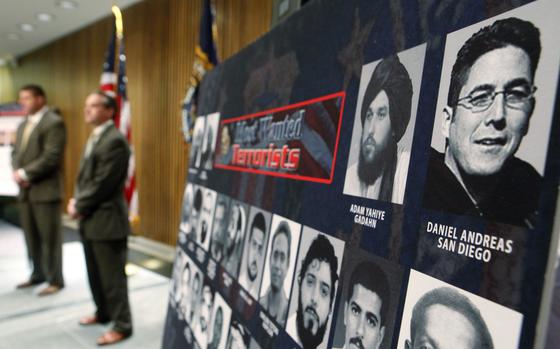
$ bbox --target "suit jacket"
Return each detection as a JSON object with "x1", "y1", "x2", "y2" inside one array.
[
  {"x1": 11, "y1": 110, "x2": 66, "y2": 203},
  {"x1": 75, "y1": 124, "x2": 131, "y2": 241}
]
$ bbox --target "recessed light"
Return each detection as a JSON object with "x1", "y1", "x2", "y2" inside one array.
[
  {"x1": 37, "y1": 13, "x2": 55, "y2": 22},
  {"x1": 6, "y1": 33, "x2": 21, "y2": 40},
  {"x1": 56, "y1": 0, "x2": 78, "y2": 10},
  {"x1": 19, "y1": 23, "x2": 35, "y2": 32}
]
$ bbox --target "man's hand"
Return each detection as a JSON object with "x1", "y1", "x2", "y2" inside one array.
[
  {"x1": 13, "y1": 170, "x2": 30, "y2": 188},
  {"x1": 67, "y1": 198, "x2": 82, "y2": 219}
]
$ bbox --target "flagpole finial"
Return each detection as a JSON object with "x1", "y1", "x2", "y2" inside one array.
[{"x1": 112, "y1": 5, "x2": 124, "y2": 39}]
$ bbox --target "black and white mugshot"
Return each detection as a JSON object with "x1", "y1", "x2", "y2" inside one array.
[
  {"x1": 170, "y1": 249, "x2": 188, "y2": 311},
  {"x1": 193, "y1": 281, "x2": 215, "y2": 348},
  {"x1": 398, "y1": 270, "x2": 523, "y2": 348},
  {"x1": 210, "y1": 195, "x2": 231, "y2": 263},
  {"x1": 286, "y1": 232, "x2": 343, "y2": 349},
  {"x1": 208, "y1": 306, "x2": 224, "y2": 349},
  {"x1": 187, "y1": 186, "x2": 203, "y2": 242},
  {"x1": 208, "y1": 292, "x2": 232, "y2": 349},
  {"x1": 190, "y1": 116, "x2": 205, "y2": 169},
  {"x1": 220, "y1": 201, "x2": 247, "y2": 278},
  {"x1": 424, "y1": 17, "x2": 544, "y2": 228},
  {"x1": 202, "y1": 113, "x2": 220, "y2": 170},
  {"x1": 196, "y1": 188, "x2": 217, "y2": 250},
  {"x1": 187, "y1": 269, "x2": 203, "y2": 324},
  {"x1": 334, "y1": 262, "x2": 390, "y2": 349},
  {"x1": 259, "y1": 217, "x2": 301, "y2": 327},
  {"x1": 176, "y1": 259, "x2": 192, "y2": 320},
  {"x1": 343, "y1": 55, "x2": 414, "y2": 204},
  {"x1": 178, "y1": 184, "x2": 193, "y2": 244},
  {"x1": 239, "y1": 209, "x2": 271, "y2": 299},
  {"x1": 403, "y1": 287, "x2": 493, "y2": 349}
]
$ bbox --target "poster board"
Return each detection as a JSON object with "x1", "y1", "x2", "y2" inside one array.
[
  {"x1": 0, "y1": 104, "x2": 24, "y2": 197},
  {"x1": 164, "y1": 0, "x2": 560, "y2": 348}
]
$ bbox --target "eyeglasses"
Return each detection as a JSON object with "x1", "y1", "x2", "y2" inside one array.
[{"x1": 456, "y1": 85, "x2": 537, "y2": 113}]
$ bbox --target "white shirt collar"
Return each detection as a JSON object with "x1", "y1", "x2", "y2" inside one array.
[
  {"x1": 28, "y1": 106, "x2": 48, "y2": 124},
  {"x1": 92, "y1": 119, "x2": 114, "y2": 137}
]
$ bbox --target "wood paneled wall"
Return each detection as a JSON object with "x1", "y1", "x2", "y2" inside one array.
[{"x1": 11, "y1": 0, "x2": 272, "y2": 245}]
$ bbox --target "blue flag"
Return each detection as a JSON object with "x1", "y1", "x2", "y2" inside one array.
[{"x1": 182, "y1": 0, "x2": 219, "y2": 143}]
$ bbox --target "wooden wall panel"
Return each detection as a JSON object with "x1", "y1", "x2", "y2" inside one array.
[{"x1": 11, "y1": 0, "x2": 272, "y2": 245}]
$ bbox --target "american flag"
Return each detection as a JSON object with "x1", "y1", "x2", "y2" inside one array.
[{"x1": 100, "y1": 19, "x2": 139, "y2": 223}]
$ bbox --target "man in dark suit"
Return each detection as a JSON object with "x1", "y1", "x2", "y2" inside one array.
[
  {"x1": 12, "y1": 84, "x2": 66, "y2": 296},
  {"x1": 67, "y1": 91, "x2": 133, "y2": 345}
]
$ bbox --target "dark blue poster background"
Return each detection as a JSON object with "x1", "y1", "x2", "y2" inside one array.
[{"x1": 163, "y1": 0, "x2": 560, "y2": 348}]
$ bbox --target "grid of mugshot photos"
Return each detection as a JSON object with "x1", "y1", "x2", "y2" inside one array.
[
  {"x1": 171, "y1": 185, "x2": 526, "y2": 349},
  {"x1": 173, "y1": 182, "x2": 349, "y2": 349},
  {"x1": 169, "y1": 2, "x2": 560, "y2": 349}
]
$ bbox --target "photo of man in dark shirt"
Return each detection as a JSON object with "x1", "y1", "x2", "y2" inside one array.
[{"x1": 424, "y1": 17, "x2": 543, "y2": 228}]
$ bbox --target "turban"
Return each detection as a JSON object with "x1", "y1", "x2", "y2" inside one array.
[{"x1": 360, "y1": 55, "x2": 413, "y2": 142}]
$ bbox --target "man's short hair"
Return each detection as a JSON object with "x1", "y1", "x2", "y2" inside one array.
[
  {"x1": 234, "y1": 205, "x2": 243, "y2": 233},
  {"x1": 448, "y1": 17, "x2": 541, "y2": 107},
  {"x1": 360, "y1": 55, "x2": 413, "y2": 142},
  {"x1": 194, "y1": 188, "x2": 203, "y2": 212},
  {"x1": 346, "y1": 261, "x2": 390, "y2": 326},
  {"x1": 250, "y1": 212, "x2": 266, "y2": 240},
  {"x1": 20, "y1": 84, "x2": 46, "y2": 98},
  {"x1": 272, "y1": 221, "x2": 292, "y2": 261},
  {"x1": 410, "y1": 287, "x2": 493, "y2": 349},
  {"x1": 298, "y1": 234, "x2": 339, "y2": 306},
  {"x1": 94, "y1": 90, "x2": 119, "y2": 118}
]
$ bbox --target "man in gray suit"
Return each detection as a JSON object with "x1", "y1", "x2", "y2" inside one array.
[
  {"x1": 67, "y1": 91, "x2": 133, "y2": 345},
  {"x1": 12, "y1": 84, "x2": 66, "y2": 296}
]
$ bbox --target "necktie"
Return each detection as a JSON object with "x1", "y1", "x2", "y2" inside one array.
[
  {"x1": 20, "y1": 120, "x2": 35, "y2": 151},
  {"x1": 84, "y1": 133, "x2": 97, "y2": 158}
]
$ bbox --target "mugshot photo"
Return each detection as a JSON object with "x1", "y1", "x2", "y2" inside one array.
[
  {"x1": 208, "y1": 292, "x2": 233, "y2": 349},
  {"x1": 285, "y1": 227, "x2": 345, "y2": 349},
  {"x1": 343, "y1": 43, "x2": 426, "y2": 205},
  {"x1": 196, "y1": 187, "x2": 218, "y2": 251},
  {"x1": 331, "y1": 247, "x2": 403, "y2": 349},
  {"x1": 259, "y1": 215, "x2": 302, "y2": 328},
  {"x1": 184, "y1": 185, "x2": 204, "y2": 243},
  {"x1": 169, "y1": 247, "x2": 188, "y2": 312},
  {"x1": 180, "y1": 258, "x2": 203, "y2": 326},
  {"x1": 215, "y1": 122, "x2": 235, "y2": 165},
  {"x1": 397, "y1": 269, "x2": 523, "y2": 349},
  {"x1": 423, "y1": 1, "x2": 560, "y2": 228},
  {"x1": 178, "y1": 183, "x2": 194, "y2": 244},
  {"x1": 193, "y1": 279, "x2": 217, "y2": 349},
  {"x1": 190, "y1": 116, "x2": 206, "y2": 169},
  {"x1": 209, "y1": 194, "x2": 232, "y2": 263},
  {"x1": 238, "y1": 207, "x2": 272, "y2": 300},
  {"x1": 202, "y1": 112, "x2": 220, "y2": 170},
  {"x1": 220, "y1": 200, "x2": 249, "y2": 279}
]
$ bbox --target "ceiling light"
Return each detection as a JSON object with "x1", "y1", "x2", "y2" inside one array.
[
  {"x1": 56, "y1": 0, "x2": 78, "y2": 10},
  {"x1": 36, "y1": 13, "x2": 55, "y2": 22},
  {"x1": 19, "y1": 23, "x2": 35, "y2": 32},
  {"x1": 6, "y1": 33, "x2": 21, "y2": 40}
]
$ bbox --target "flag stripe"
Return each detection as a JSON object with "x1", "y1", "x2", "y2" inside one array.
[{"x1": 100, "y1": 22, "x2": 138, "y2": 221}]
